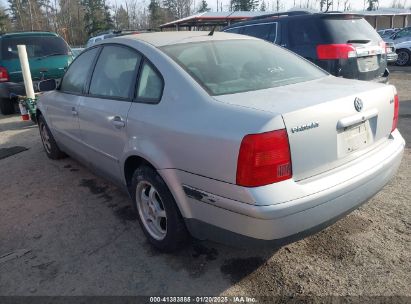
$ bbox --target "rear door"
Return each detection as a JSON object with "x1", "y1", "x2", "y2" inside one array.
[{"x1": 78, "y1": 44, "x2": 141, "y2": 182}]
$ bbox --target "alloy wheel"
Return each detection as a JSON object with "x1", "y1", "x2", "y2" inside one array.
[{"x1": 135, "y1": 181, "x2": 167, "y2": 240}]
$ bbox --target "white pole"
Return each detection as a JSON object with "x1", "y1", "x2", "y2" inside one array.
[{"x1": 17, "y1": 45, "x2": 35, "y2": 100}]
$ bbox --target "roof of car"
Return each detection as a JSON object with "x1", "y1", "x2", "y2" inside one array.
[{"x1": 117, "y1": 31, "x2": 255, "y2": 47}]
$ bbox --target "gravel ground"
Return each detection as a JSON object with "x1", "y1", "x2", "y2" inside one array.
[{"x1": 0, "y1": 69, "x2": 410, "y2": 298}]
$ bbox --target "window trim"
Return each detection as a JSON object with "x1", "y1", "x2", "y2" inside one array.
[
  {"x1": 85, "y1": 43, "x2": 143, "y2": 102},
  {"x1": 224, "y1": 22, "x2": 279, "y2": 43},
  {"x1": 133, "y1": 58, "x2": 165, "y2": 105},
  {"x1": 59, "y1": 45, "x2": 102, "y2": 96}
]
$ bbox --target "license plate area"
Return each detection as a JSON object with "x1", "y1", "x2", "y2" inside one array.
[
  {"x1": 357, "y1": 56, "x2": 379, "y2": 72},
  {"x1": 338, "y1": 121, "x2": 373, "y2": 157}
]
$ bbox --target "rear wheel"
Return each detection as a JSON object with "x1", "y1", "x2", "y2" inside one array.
[
  {"x1": 131, "y1": 166, "x2": 188, "y2": 252},
  {"x1": 396, "y1": 49, "x2": 411, "y2": 66},
  {"x1": 38, "y1": 115, "x2": 66, "y2": 159},
  {"x1": 0, "y1": 98, "x2": 15, "y2": 115}
]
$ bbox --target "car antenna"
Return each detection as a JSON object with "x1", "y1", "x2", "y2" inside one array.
[{"x1": 208, "y1": 26, "x2": 216, "y2": 36}]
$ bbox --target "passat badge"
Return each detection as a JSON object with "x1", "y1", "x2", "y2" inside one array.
[
  {"x1": 291, "y1": 122, "x2": 319, "y2": 133},
  {"x1": 354, "y1": 97, "x2": 363, "y2": 112}
]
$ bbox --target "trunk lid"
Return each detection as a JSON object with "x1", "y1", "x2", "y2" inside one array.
[{"x1": 214, "y1": 76, "x2": 396, "y2": 181}]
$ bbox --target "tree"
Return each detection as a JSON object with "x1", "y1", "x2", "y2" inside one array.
[
  {"x1": 149, "y1": 0, "x2": 164, "y2": 29},
  {"x1": 197, "y1": 0, "x2": 210, "y2": 12},
  {"x1": 319, "y1": 0, "x2": 333, "y2": 11},
  {"x1": 343, "y1": 0, "x2": 351, "y2": 11},
  {"x1": 0, "y1": 6, "x2": 12, "y2": 32},
  {"x1": 113, "y1": 5, "x2": 129, "y2": 29},
  {"x1": 367, "y1": 0, "x2": 378, "y2": 10},
  {"x1": 230, "y1": 0, "x2": 259, "y2": 11},
  {"x1": 390, "y1": 0, "x2": 406, "y2": 8},
  {"x1": 163, "y1": 0, "x2": 192, "y2": 19},
  {"x1": 260, "y1": 0, "x2": 266, "y2": 11},
  {"x1": 81, "y1": 0, "x2": 113, "y2": 36}
]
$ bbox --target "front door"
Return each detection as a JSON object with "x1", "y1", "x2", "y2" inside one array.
[{"x1": 46, "y1": 47, "x2": 99, "y2": 159}]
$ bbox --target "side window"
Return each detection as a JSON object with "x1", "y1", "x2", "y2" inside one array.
[
  {"x1": 60, "y1": 47, "x2": 99, "y2": 94},
  {"x1": 224, "y1": 27, "x2": 242, "y2": 34},
  {"x1": 396, "y1": 28, "x2": 411, "y2": 38},
  {"x1": 242, "y1": 23, "x2": 277, "y2": 42},
  {"x1": 89, "y1": 45, "x2": 141, "y2": 99},
  {"x1": 136, "y1": 61, "x2": 163, "y2": 102},
  {"x1": 288, "y1": 20, "x2": 321, "y2": 47}
]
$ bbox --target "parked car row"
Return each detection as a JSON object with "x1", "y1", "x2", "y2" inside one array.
[{"x1": 379, "y1": 26, "x2": 411, "y2": 66}]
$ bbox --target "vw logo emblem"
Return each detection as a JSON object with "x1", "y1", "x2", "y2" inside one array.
[{"x1": 354, "y1": 97, "x2": 363, "y2": 112}]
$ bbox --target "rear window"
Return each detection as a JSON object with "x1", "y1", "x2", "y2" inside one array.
[
  {"x1": 321, "y1": 16, "x2": 382, "y2": 43},
  {"x1": 1, "y1": 35, "x2": 69, "y2": 60},
  {"x1": 161, "y1": 39, "x2": 326, "y2": 96}
]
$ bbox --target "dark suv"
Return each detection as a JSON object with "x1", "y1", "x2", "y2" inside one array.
[
  {"x1": 222, "y1": 12, "x2": 389, "y2": 83},
  {"x1": 0, "y1": 32, "x2": 72, "y2": 114}
]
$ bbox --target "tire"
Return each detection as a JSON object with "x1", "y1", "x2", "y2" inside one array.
[
  {"x1": 0, "y1": 98, "x2": 15, "y2": 115},
  {"x1": 131, "y1": 166, "x2": 188, "y2": 252},
  {"x1": 37, "y1": 115, "x2": 66, "y2": 159},
  {"x1": 396, "y1": 49, "x2": 411, "y2": 66}
]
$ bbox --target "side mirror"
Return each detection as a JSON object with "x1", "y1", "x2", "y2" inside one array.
[{"x1": 38, "y1": 79, "x2": 57, "y2": 92}]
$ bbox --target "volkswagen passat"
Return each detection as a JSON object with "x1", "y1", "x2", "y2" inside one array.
[{"x1": 36, "y1": 32, "x2": 405, "y2": 251}]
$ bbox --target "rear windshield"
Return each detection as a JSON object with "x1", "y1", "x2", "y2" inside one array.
[
  {"x1": 1, "y1": 36, "x2": 69, "y2": 60},
  {"x1": 161, "y1": 39, "x2": 327, "y2": 96},
  {"x1": 321, "y1": 16, "x2": 382, "y2": 43}
]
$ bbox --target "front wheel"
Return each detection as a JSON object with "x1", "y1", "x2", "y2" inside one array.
[
  {"x1": 396, "y1": 49, "x2": 411, "y2": 66},
  {"x1": 131, "y1": 166, "x2": 188, "y2": 252}
]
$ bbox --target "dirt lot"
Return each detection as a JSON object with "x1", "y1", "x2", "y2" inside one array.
[{"x1": 0, "y1": 68, "x2": 410, "y2": 298}]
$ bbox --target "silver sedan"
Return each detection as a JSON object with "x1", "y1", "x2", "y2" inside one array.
[{"x1": 36, "y1": 32, "x2": 405, "y2": 251}]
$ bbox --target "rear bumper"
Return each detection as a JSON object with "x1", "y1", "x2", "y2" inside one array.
[
  {"x1": 387, "y1": 52, "x2": 399, "y2": 63},
  {"x1": 180, "y1": 130, "x2": 405, "y2": 246}
]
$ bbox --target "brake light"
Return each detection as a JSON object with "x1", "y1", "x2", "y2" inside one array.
[
  {"x1": 316, "y1": 44, "x2": 357, "y2": 60},
  {"x1": 379, "y1": 41, "x2": 387, "y2": 54},
  {"x1": 0, "y1": 66, "x2": 9, "y2": 82},
  {"x1": 236, "y1": 129, "x2": 292, "y2": 187},
  {"x1": 392, "y1": 94, "x2": 399, "y2": 132}
]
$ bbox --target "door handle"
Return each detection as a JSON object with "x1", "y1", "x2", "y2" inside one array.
[
  {"x1": 71, "y1": 107, "x2": 78, "y2": 116},
  {"x1": 111, "y1": 116, "x2": 125, "y2": 128}
]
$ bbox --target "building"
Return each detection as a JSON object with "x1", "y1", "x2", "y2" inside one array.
[{"x1": 357, "y1": 8, "x2": 411, "y2": 29}]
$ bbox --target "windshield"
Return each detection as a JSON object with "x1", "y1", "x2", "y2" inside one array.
[
  {"x1": 161, "y1": 39, "x2": 327, "y2": 96},
  {"x1": 1, "y1": 36, "x2": 69, "y2": 60}
]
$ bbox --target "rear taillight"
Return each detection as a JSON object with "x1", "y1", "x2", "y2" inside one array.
[
  {"x1": 379, "y1": 41, "x2": 387, "y2": 54},
  {"x1": 316, "y1": 44, "x2": 357, "y2": 60},
  {"x1": 392, "y1": 94, "x2": 399, "y2": 132},
  {"x1": 0, "y1": 66, "x2": 9, "y2": 82},
  {"x1": 236, "y1": 129, "x2": 292, "y2": 187}
]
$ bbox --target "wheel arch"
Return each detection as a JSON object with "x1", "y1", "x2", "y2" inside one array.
[{"x1": 122, "y1": 153, "x2": 192, "y2": 219}]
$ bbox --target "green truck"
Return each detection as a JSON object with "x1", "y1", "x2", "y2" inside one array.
[{"x1": 0, "y1": 31, "x2": 73, "y2": 115}]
